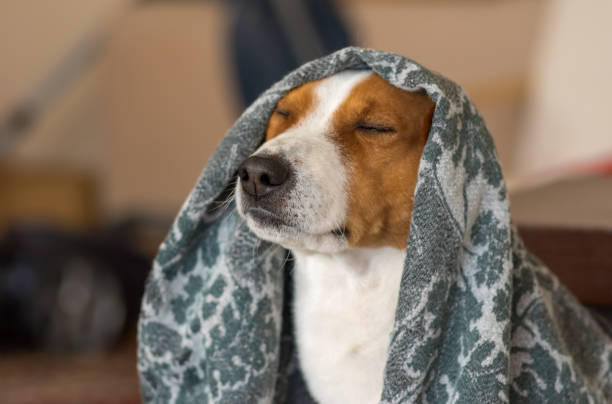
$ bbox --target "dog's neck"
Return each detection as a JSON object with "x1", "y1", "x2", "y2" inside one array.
[
  {"x1": 291, "y1": 247, "x2": 406, "y2": 287},
  {"x1": 290, "y1": 246, "x2": 406, "y2": 404}
]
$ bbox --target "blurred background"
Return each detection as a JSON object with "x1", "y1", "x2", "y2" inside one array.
[{"x1": 1, "y1": 0, "x2": 611, "y2": 402}]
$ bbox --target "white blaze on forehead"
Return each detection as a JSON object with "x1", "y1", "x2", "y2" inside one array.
[{"x1": 305, "y1": 70, "x2": 373, "y2": 131}]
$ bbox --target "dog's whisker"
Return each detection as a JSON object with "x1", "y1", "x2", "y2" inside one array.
[
  {"x1": 208, "y1": 189, "x2": 236, "y2": 213},
  {"x1": 280, "y1": 249, "x2": 293, "y2": 271}
]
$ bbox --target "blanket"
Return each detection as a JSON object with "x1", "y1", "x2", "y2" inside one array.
[{"x1": 137, "y1": 47, "x2": 612, "y2": 403}]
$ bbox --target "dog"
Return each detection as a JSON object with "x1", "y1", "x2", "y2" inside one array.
[{"x1": 235, "y1": 70, "x2": 435, "y2": 404}]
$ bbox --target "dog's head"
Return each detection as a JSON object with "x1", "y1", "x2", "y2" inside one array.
[{"x1": 235, "y1": 71, "x2": 434, "y2": 253}]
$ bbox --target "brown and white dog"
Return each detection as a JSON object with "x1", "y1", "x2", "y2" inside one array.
[{"x1": 235, "y1": 71, "x2": 435, "y2": 404}]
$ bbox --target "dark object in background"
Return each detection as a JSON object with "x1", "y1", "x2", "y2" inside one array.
[
  {"x1": 518, "y1": 226, "x2": 612, "y2": 306},
  {"x1": 518, "y1": 226, "x2": 612, "y2": 335},
  {"x1": 229, "y1": 0, "x2": 353, "y2": 106},
  {"x1": 0, "y1": 225, "x2": 150, "y2": 351}
]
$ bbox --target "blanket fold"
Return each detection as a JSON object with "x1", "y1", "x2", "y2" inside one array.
[{"x1": 138, "y1": 47, "x2": 612, "y2": 403}]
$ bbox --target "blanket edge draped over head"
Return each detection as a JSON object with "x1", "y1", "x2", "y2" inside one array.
[{"x1": 137, "y1": 47, "x2": 612, "y2": 403}]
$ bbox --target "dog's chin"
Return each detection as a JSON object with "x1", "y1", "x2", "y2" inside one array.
[{"x1": 240, "y1": 208, "x2": 349, "y2": 253}]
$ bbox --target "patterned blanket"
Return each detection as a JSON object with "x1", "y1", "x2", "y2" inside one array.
[{"x1": 138, "y1": 47, "x2": 612, "y2": 403}]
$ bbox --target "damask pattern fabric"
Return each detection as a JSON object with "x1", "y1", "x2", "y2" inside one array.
[{"x1": 137, "y1": 47, "x2": 612, "y2": 403}]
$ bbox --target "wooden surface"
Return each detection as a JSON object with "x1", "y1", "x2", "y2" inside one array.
[{"x1": 0, "y1": 337, "x2": 140, "y2": 404}]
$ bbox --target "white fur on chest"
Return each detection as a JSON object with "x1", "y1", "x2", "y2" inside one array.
[{"x1": 292, "y1": 247, "x2": 406, "y2": 404}]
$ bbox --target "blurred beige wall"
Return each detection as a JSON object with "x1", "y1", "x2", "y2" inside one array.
[
  {"x1": 0, "y1": 0, "x2": 132, "y2": 116},
  {"x1": 102, "y1": 3, "x2": 237, "y2": 217},
  {"x1": 513, "y1": 0, "x2": 612, "y2": 183}
]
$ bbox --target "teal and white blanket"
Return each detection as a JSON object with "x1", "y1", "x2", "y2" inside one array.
[{"x1": 138, "y1": 47, "x2": 612, "y2": 403}]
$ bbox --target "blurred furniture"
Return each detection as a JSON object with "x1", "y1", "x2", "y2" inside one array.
[
  {"x1": 0, "y1": 225, "x2": 150, "y2": 351},
  {"x1": 0, "y1": 163, "x2": 98, "y2": 234},
  {"x1": 519, "y1": 227, "x2": 612, "y2": 307}
]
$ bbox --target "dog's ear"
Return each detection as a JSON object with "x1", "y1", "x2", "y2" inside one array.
[{"x1": 417, "y1": 94, "x2": 435, "y2": 144}]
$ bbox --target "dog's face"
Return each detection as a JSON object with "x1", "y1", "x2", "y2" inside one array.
[{"x1": 236, "y1": 71, "x2": 434, "y2": 253}]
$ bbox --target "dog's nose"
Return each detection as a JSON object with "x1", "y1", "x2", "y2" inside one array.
[{"x1": 238, "y1": 155, "x2": 290, "y2": 198}]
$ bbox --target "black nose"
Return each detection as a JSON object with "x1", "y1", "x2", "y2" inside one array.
[{"x1": 238, "y1": 155, "x2": 290, "y2": 198}]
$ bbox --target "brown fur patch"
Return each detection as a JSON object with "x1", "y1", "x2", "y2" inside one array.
[
  {"x1": 265, "y1": 81, "x2": 317, "y2": 141},
  {"x1": 331, "y1": 73, "x2": 435, "y2": 249}
]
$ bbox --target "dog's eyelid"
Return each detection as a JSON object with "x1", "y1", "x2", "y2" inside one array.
[
  {"x1": 354, "y1": 121, "x2": 396, "y2": 133},
  {"x1": 275, "y1": 108, "x2": 291, "y2": 118}
]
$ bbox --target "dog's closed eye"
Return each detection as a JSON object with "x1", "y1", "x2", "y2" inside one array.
[
  {"x1": 355, "y1": 121, "x2": 396, "y2": 134},
  {"x1": 275, "y1": 108, "x2": 291, "y2": 118}
]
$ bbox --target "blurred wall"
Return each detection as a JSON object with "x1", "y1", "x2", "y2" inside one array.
[
  {"x1": 514, "y1": 0, "x2": 612, "y2": 181},
  {"x1": 102, "y1": 3, "x2": 238, "y2": 217},
  {"x1": 0, "y1": 0, "x2": 131, "y2": 117}
]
